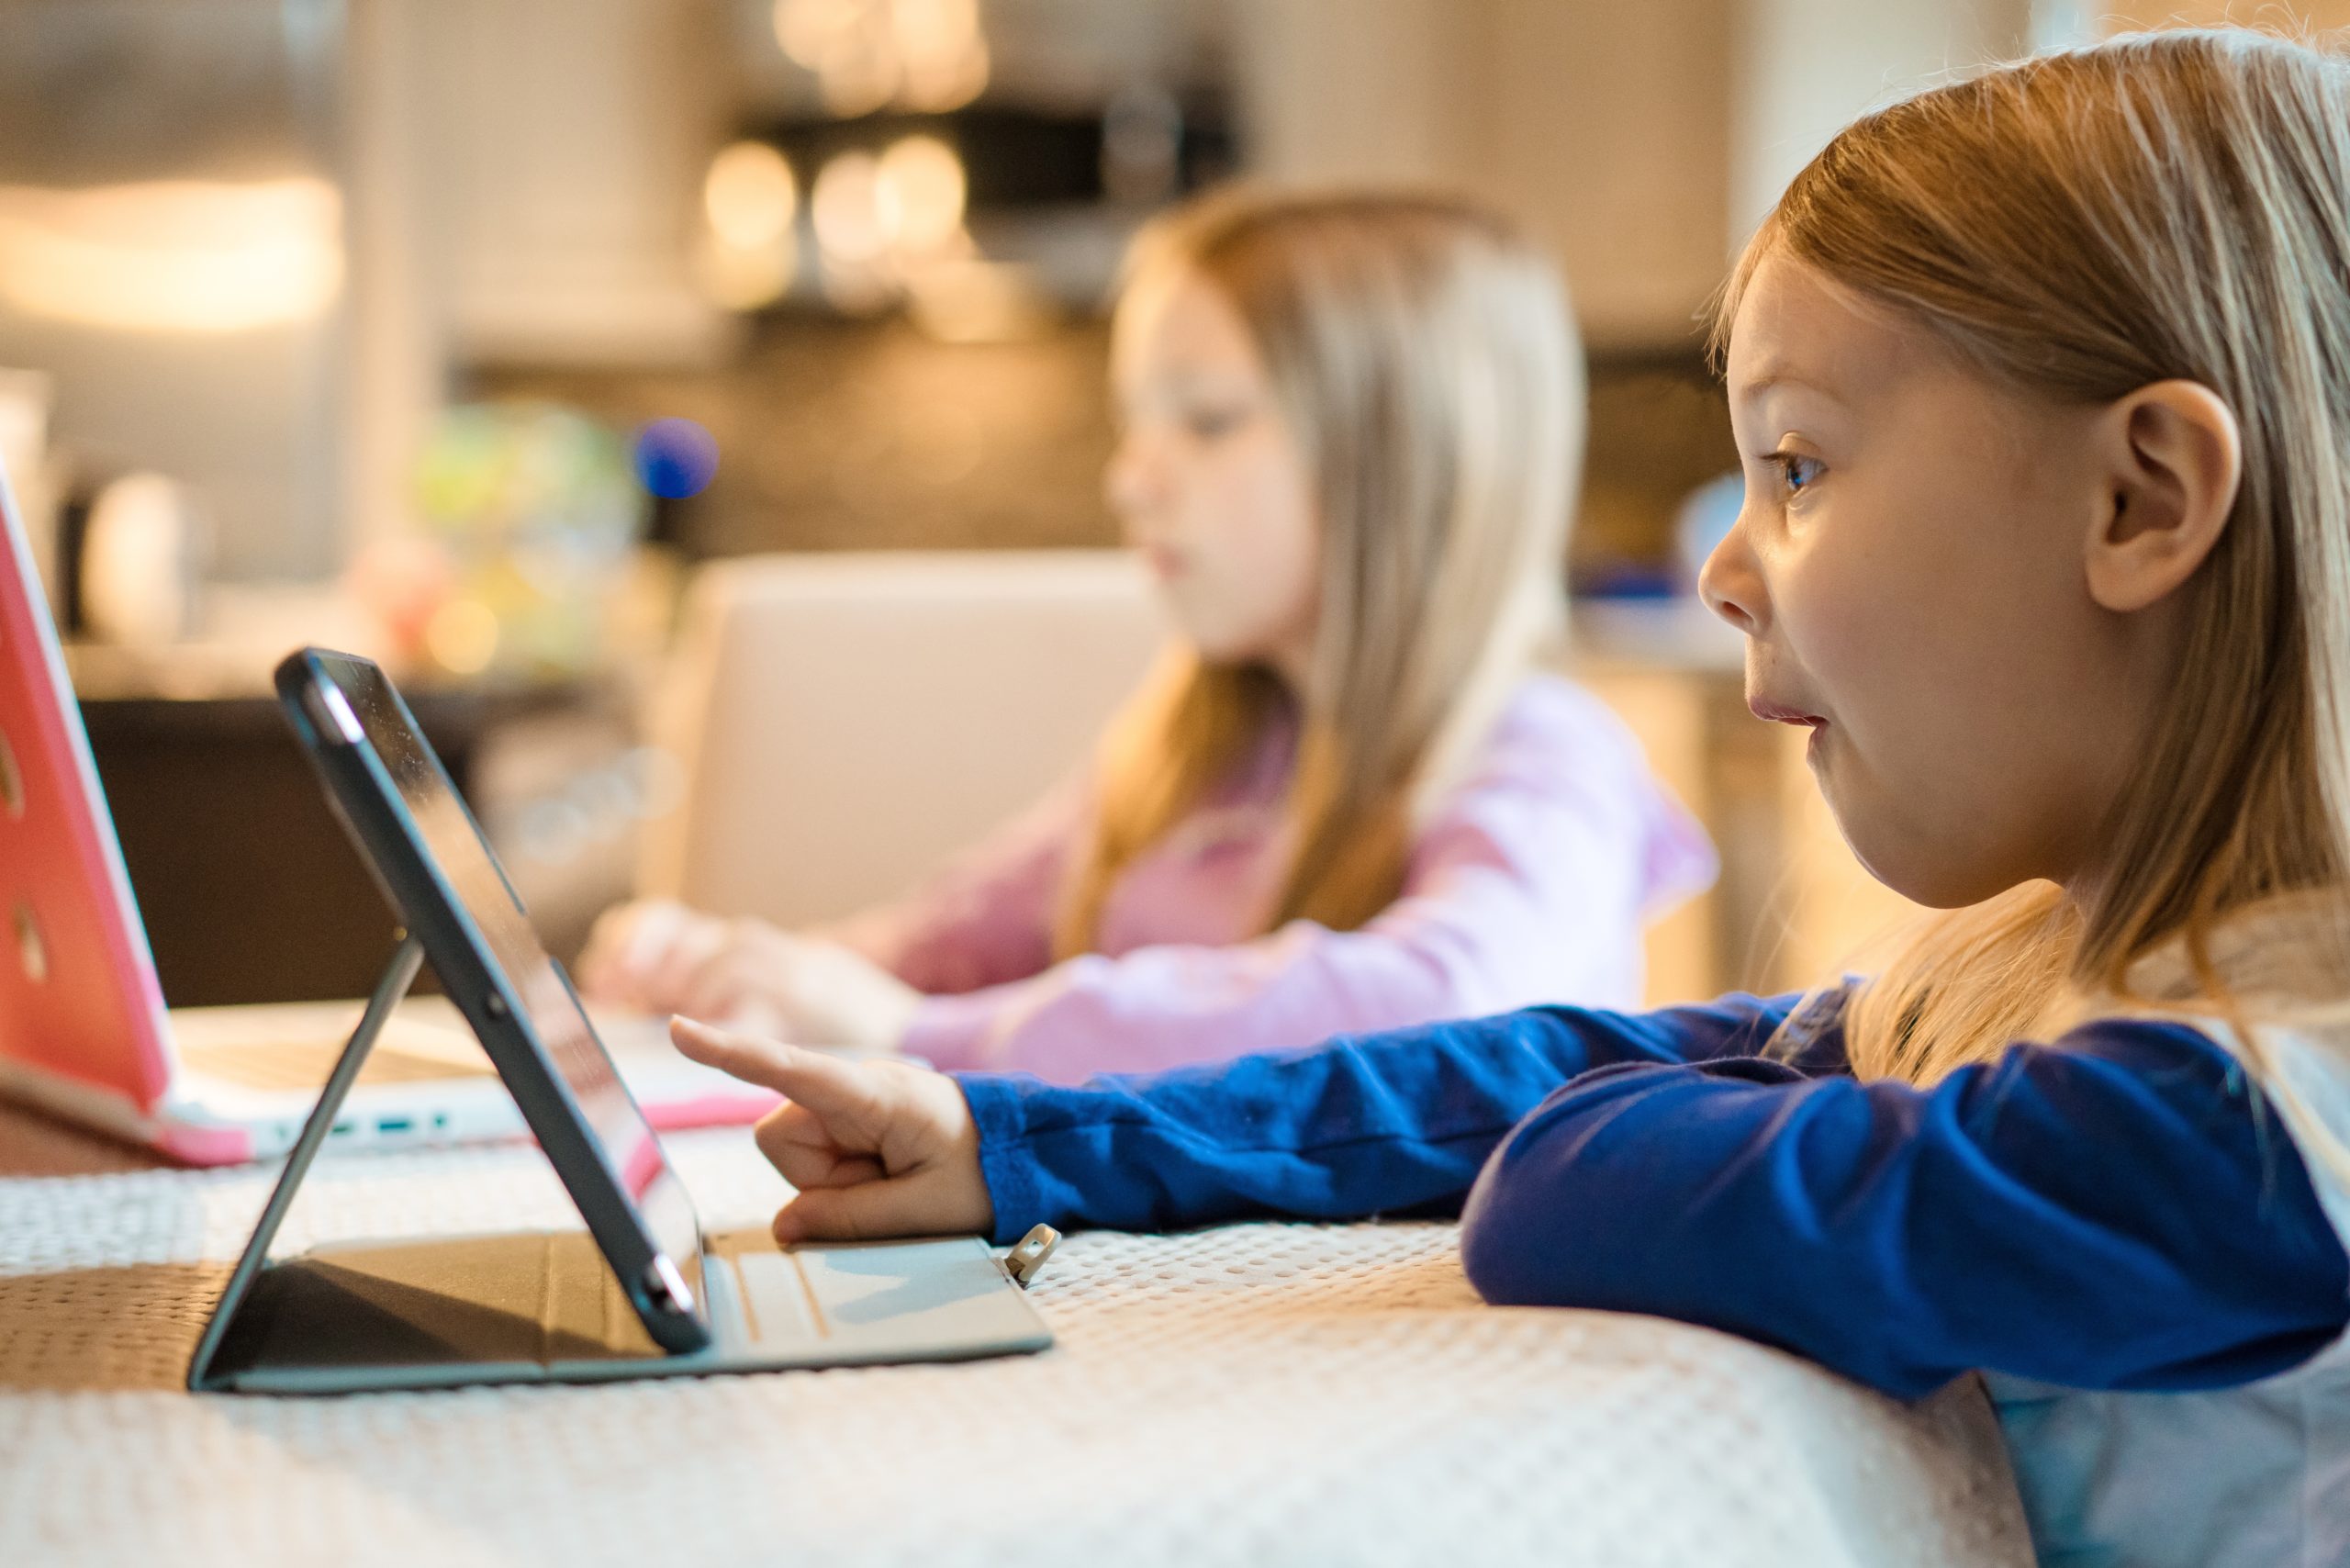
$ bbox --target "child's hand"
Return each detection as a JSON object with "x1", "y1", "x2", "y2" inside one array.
[
  {"x1": 669, "y1": 1016, "x2": 993, "y2": 1243},
  {"x1": 578, "y1": 898, "x2": 724, "y2": 1007},
  {"x1": 581, "y1": 900, "x2": 922, "y2": 1051}
]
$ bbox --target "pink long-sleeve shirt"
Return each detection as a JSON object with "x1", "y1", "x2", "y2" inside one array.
[{"x1": 834, "y1": 674, "x2": 1716, "y2": 1082}]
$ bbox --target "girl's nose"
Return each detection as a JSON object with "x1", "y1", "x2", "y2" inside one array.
[
  {"x1": 1697, "y1": 509, "x2": 1769, "y2": 636},
  {"x1": 1103, "y1": 426, "x2": 1166, "y2": 523}
]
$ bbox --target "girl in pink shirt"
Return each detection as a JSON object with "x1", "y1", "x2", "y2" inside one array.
[{"x1": 582, "y1": 188, "x2": 1713, "y2": 1081}]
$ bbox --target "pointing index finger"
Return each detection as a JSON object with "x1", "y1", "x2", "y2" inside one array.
[
  {"x1": 669, "y1": 1016, "x2": 878, "y2": 1122},
  {"x1": 670, "y1": 1014, "x2": 798, "y2": 1086}
]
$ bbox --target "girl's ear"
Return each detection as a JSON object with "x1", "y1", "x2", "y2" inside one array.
[{"x1": 2084, "y1": 379, "x2": 2242, "y2": 614}]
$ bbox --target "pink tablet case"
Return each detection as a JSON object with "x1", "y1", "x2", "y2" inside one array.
[{"x1": 0, "y1": 476, "x2": 175, "y2": 1119}]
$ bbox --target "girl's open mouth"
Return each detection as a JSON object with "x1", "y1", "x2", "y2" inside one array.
[{"x1": 1747, "y1": 698, "x2": 1828, "y2": 729}]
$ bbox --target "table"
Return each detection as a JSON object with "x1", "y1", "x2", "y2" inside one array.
[{"x1": 0, "y1": 1104, "x2": 2034, "y2": 1567}]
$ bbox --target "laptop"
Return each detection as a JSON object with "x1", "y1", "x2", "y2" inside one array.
[
  {"x1": 0, "y1": 471, "x2": 779, "y2": 1164},
  {"x1": 185, "y1": 646, "x2": 1054, "y2": 1392}
]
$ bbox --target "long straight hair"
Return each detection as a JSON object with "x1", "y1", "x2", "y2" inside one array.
[
  {"x1": 1054, "y1": 189, "x2": 1583, "y2": 956},
  {"x1": 1714, "y1": 29, "x2": 2350, "y2": 1174}
]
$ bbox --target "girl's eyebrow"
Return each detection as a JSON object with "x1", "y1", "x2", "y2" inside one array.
[
  {"x1": 1735, "y1": 366, "x2": 1843, "y2": 409},
  {"x1": 1141, "y1": 370, "x2": 1260, "y2": 405}
]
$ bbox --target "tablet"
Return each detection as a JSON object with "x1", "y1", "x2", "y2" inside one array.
[{"x1": 274, "y1": 647, "x2": 708, "y2": 1354}]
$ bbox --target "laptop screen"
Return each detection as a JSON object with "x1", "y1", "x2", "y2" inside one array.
[{"x1": 313, "y1": 655, "x2": 702, "y2": 1287}]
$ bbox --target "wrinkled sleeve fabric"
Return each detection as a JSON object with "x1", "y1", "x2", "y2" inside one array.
[
  {"x1": 956, "y1": 992, "x2": 1812, "y2": 1246},
  {"x1": 824, "y1": 779, "x2": 1085, "y2": 997},
  {"x1": 910, "y1": 681, "x2": 1718, "y2": 1079},
  {"x1": 1456, "y1": 1019, "x2": 2350, "y2": 1400}
]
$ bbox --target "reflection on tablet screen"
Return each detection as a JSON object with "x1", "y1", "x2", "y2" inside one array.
[{"x1": 327, "y1": 659, "x2": 699, "y2": 1275}]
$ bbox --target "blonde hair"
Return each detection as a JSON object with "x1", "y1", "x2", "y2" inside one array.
[
  {"x1": 1716, "y1": 30, "x2": 2350, "y2": 1171},
  {"x1": 1054, "y1": 188, "x2": 1583, "y2": 956}
]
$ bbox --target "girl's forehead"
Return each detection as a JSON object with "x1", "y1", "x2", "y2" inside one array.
[
  {"x1": 1115, "y1": 272, "x2": 1260, "y2": 380},
  {"x1": 1728, "y1": 253, "x2": 1932, "y2": 413}
]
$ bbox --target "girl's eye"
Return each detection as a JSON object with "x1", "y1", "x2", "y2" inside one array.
[
  {"x1": 1772, "y1": 452, "x2": 1824, "y2": 495},
  {"x1": 1183, "y1": 406, "x2": 1250, "y2": 441}
]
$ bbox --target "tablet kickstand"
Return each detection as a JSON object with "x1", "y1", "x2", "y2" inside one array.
[{"x1": 185, "y1": 932, "x2": 424, "y2": 1390}]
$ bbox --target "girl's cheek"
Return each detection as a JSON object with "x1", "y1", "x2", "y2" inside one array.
[{"x1": 1776, "y1": 543, "x2": 1891, "y2": 700}]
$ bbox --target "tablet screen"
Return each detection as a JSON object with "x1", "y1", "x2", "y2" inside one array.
[{"x1": 310, "y1": 655, "x2": 701, "y2": 1295}]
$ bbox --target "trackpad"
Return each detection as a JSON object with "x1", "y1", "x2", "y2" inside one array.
[
  {"x1": 800, "y1": 1242, "x2": 1002, "y2": 1327},
  {"x1": 726, "y1": 1238, "x2": 1049, "y2": 1360},
  {"x1": 801, "y1": 1240, "x2": 1047, "y2": 1353}
]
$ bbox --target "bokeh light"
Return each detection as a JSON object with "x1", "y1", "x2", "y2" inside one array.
[
  {"x1": 632, "y1": 417, "x2": 721, "y2": 500},
  {"x1": 699, "y1": 141, "x2": 800, "y2": 309},
  {"x1": 771, "y1": 0, "x2": 988, "y2": 118},
  {"x1": 424, "y1": 599, "x2": 500, "y2": 677},
  {"x1": 704, "y1": 141, "x2": 798, "y2": 250},
  {"x1": 811, "y1": 151, "x2": 890, "y2": 264},
  {"x1": 877, "y1": 135, "x2": 966, "y2": 254},
  {"x1": 893, "y1": 0, "x2": 989, "y2": 112}
]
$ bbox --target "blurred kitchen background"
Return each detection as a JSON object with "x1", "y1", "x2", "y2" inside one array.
[{"x1": 0, "y1": 0, "x2": 2330, "y2": 1009}]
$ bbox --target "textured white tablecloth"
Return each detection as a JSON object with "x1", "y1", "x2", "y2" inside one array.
[{"x1": 0, "y1": 1124, "x2": 2034, "y2": 1567}]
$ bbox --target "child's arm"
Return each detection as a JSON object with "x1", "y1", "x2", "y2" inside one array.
[
  {"x1": 958, "y1": 992, "x2": 1825, "y2": 1245},
  {"x1": 580, "y1": 784, "x2": 1086, "y2": 1042},
  {"x1": 907, "y1": 688, "x2": 1715, "y2": 1075},
  {"x1": 1456, "y1": 1019, "x2": 2350, "y2": 1399}
]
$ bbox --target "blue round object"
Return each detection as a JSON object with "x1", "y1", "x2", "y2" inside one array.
[{"x1": 632, "y1": 417, "x2": 720, "y2": 499}]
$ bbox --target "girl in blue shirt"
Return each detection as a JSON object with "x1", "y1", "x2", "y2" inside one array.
[{"x1": 672, "y1": 30, "x2": 2350, "y2": 1566}]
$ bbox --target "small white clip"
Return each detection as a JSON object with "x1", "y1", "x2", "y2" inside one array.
[{"x1": 1002, "y1": 1224, "x2": 1059, "y2": 1289}]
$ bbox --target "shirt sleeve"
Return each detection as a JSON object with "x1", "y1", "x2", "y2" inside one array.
[
  {"x1": 822, "y1": 779, "x2": 1084, "y2": 997},
  {"x1": 956, "y1": 991, "x2": 1818, "y2": 1246},
  {"x1": 1456, "y1": 1018, "x2": 2350, "y2": 1400},
  {"x1": 907, "y1": 684, "x2": 1718, "y2": 1078}
]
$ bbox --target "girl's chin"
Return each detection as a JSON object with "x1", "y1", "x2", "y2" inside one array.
[
  {"x1": 1169, "y1": 619, "x2": 1270, "y2": 668},
  {"x1": 1816, "y1": 777, "x2": 2001, "y2": 910}
]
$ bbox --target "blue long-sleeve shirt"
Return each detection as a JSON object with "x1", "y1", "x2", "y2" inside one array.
[{"x1": 953, "y1": 991, "x2": 2350, "y2": 1399}]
